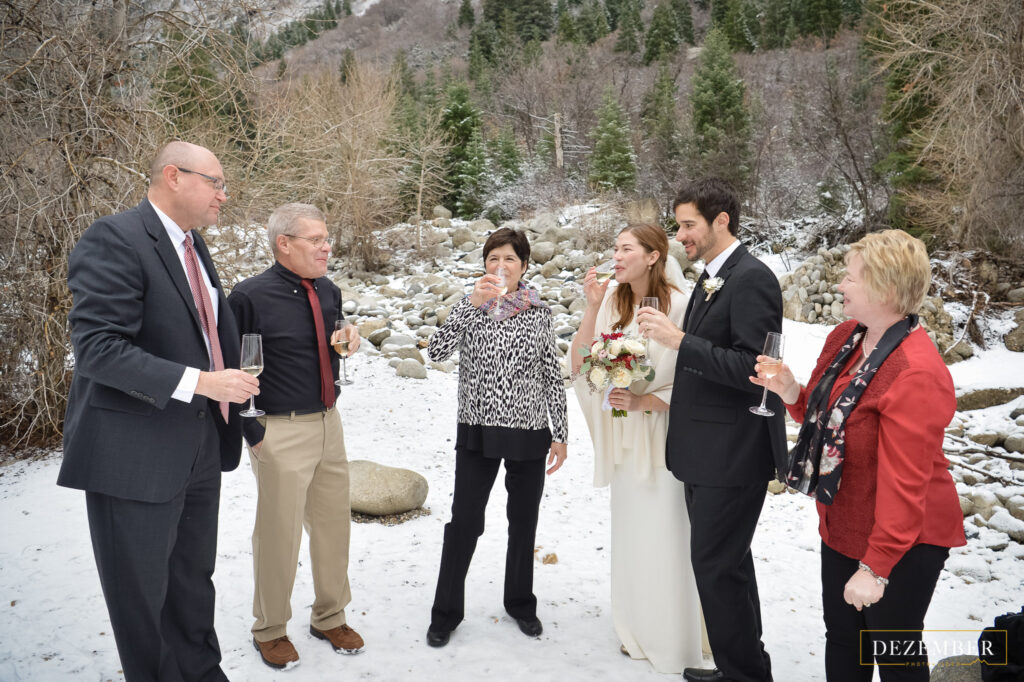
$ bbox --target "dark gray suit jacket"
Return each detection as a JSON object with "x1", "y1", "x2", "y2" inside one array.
[
  {"x1": 59, "y1": 198, "x2": 242, "y2": 503},
  {"x1": 666, "y1": 244, "x2": 788, "y2": 485}
]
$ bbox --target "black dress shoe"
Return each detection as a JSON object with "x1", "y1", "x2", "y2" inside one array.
[
  {"x1": 426, "y1": 628, "x2": 451, "y2": 648},
  {"x1": 682, "y1": 668, "x2": 725, "y2": 682},
  {"x1": 514, "y1": 616, "x2": 543, "y2": 637}
]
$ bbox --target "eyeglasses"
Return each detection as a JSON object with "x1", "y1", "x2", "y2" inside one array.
[
  {"x1": 284, "y1": 234, "x2": 333, "y2": 248},
  {"x1": 177, "y1": 167, "x2": 227, "y2": 194}
]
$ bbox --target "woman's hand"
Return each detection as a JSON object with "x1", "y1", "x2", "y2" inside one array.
[
  {"x1": 748, "y1": 354, "x2": 801, "y2": 405},
  {"x1": 469, "y1": 273, "x2": 504, "y2": 308},
  {"x1": 636, "y1": 307, "x2": 684, "y2": 350},
  {"x1": 843, "y1": 568, "x2": 885, "y2": 611},
  {"x1": 582, "y1": 267, "x2": 608, "y2": 308},
  {"x1": 546, "y1": 442, "x2": 567, "y2": 475},
  {"x1": 608, "y1": 388, "x2": 643, "y2": 412}
]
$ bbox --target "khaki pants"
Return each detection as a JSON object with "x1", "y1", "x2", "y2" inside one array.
[{"x1": 250, "y1": 408, "x2": 351, "y2": 642}]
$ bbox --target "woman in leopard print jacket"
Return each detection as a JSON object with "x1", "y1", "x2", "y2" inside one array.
[{"x1": 424, "y1": 227, "x2": 568, "y2": 649}]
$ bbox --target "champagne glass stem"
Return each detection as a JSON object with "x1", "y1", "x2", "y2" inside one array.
[
  {"x1": 342, "y1": 356, "x2": 349, "y2": 382},
  {"x1": 248, "y1": 395, "x2": 256, "y2": 414},
  {"x1": 757, "y1": 386, "x2": 769, "y2": 411}
]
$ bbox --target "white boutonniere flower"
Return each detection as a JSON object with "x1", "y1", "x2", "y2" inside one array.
[{"x1": 702, "y1": 276, "x2": 725, "y2": 302}]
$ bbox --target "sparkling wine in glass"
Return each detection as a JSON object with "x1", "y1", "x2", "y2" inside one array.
[
  {"x1": 594, "y1": 259, "x2": 616, "y2": 284},
  {"x1": 749, "y1": 332, "x2": 784, "y2": 417},
  {"x1": 495, "y1": 266, "x2": 509, "y2": 296},
  {"x1": 239, "y1": 333, "x2": 265, "y2": 417},
  {"x1": 334, "y1": 319, "x2": 354, "y2": 386},
  {"x1": 639, "y1": 296, "x2": 660, "y2": 363}
]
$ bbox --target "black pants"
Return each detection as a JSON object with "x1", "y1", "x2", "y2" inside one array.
[
  {"x1": 430, "y1": 450, "x2": 546, "y2": 632},
  {"x1": 685, "y1": 481, "x2": 772, "y2": 682},
  {"x1": 821, "y1": 541, "x2": 949, "y2": 681},
  {"x1": 86, "y1": 418, "x2": 226, "y2": 682}
]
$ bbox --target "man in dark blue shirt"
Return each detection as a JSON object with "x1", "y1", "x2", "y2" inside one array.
[{"x1": 228, "y1": 203, "x2": 363, "y2": 669}]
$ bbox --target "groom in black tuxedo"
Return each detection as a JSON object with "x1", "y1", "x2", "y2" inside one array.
[{"x1": 639, "y1": 178, "x2": 786, "y2": 682}]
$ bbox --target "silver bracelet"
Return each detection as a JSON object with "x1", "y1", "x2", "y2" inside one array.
[{"x1": 858, "y1": 561, "x2": 889, "y2": 585}]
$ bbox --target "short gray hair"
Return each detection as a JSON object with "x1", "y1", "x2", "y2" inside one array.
[{"x1": 267, "y1": 203, "x2": 326, "y2": 255}]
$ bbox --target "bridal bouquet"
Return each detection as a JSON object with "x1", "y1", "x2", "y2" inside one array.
[{"x1": 577, "y1": 332, "x2": 655, "y2": 417}]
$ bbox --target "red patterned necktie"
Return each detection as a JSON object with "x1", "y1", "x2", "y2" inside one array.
[
  {"x1": 183, "y1": 233, "x2": 229, "y2": 421},
  {"x1": 300, "y1": 279, "x2": 336, "y2": 410}
]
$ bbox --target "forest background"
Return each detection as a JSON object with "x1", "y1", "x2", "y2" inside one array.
[{"x1": 1, "y1": 0, "x2": 1022, "y2": 452}]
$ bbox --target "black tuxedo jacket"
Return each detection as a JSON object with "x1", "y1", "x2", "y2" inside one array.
[
  {"x1": 666, "y1": 244, "x2": 787, "y2": 485},
  {"x1": 59, "y1": 198, "x2": 242, "y2": 503}
]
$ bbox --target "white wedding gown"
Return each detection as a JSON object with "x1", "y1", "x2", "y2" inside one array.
[{"x1": 573, "y1": 285, "x2": 704, "y2": 673}]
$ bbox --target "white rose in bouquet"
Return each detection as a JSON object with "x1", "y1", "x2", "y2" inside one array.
[
  {"x1": 589, "y1": 365, "x2": 609, "y2": 388},
  {"x1": 608, "y1": 339, "x2": 624, "y2": 356},
  {"x1": 610, "y1": 365, "x2": 633, "y2": 388},
  {"x1": 624, "y1": 339, "x2": 646, "y2": 355},
  {"x1": 590, "y1": 340, "x2": 604, "y2": 356}
]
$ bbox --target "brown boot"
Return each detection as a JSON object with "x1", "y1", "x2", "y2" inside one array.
[
  {"x1": 253, "y1": 635, "x2": 300, "y2": 669},
  {"x1": 310, "y1": 623, "x2": 365, "y2": 654}
]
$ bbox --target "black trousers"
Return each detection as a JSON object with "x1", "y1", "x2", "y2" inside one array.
[
  {"x1": 821, "y1": 541, "x2": 949, "y2": 682},
  {"x1": 685, "y1": 481, "x2": 773, "y2": 682},
  {"x1": 86, "y1": 418, "x2": 226, "y2": 682},
  {"x1": 430, "y1": 450, "x2": 546, "y2": 632}
]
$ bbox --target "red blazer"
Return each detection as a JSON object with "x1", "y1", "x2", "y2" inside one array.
[{"x1": 788, "y1": 321, "x2": 966, "y2": 578}]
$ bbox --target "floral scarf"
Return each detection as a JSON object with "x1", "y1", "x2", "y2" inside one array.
[
  {"x1": 477, "y1": 283, "x2": 548, "y2": 321},
  {"x1": 786, "y1": 314, "x2": 918, "y2": 504}
]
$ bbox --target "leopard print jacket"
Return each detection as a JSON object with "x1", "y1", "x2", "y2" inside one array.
[{"x1": 427, "y1": 291, "x2": 568, "y2": 443}]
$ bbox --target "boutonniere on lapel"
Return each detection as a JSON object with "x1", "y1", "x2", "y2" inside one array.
[{"x1": 702, "y1": 276, "x2": 725, "y2": 302}]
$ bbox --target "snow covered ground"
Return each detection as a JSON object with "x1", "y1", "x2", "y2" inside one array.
[{"x1": 2, "y1": 315, "x2": 1023, "y2": 681}]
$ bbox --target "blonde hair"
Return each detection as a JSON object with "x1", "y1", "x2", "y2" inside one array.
[{"x1": 847, "y1": 230, "x2": 931, "y2": 316}]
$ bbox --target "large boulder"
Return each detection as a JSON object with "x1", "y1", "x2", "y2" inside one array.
[
  {"x1": 451, "y1": 226, "x2": 475, "y2": 246},
  {"x1": 468, "y1": 218, "x2": 495, "y2": 234},
  {"x1": 929, "y1": 657, "x2": 981, "y2": 682},
  {"x1": 396, "y1": 358, "x2": 427, "y2": 379},
  {"x1": 432, "y1": 205, "x2": 452, "y2": 220},
  {"x1": 957, "y1": 387, "x2": 1024, "y2": 411},
  {"x1": 348, "y1": 460, "x2": 428, "y2": 516},
  {"x1": 531, "y1": 241, "x2": 556, "y2": 264}
]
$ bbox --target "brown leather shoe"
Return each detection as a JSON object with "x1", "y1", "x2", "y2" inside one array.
[
  {"x1": 253, "y1": 635, "x2": 300, "y2": 669},
  {"x1": 310, "y1": 623, "x2": 364, "y2": 654}
]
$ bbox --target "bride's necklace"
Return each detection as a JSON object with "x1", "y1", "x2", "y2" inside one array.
[{"x1": 862, "y1": 337, "x2": 878, "y2": 358}]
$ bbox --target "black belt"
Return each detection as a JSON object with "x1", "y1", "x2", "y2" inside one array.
[{"x1": 264, "y1": 407, "x2": 328, "y2": 417}]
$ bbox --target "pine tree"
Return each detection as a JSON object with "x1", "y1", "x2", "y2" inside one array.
[
  {"x1": 467, "y1": 32, "x2": 490, "y2": 82},
  {"x1": 723, "y1": 0, "x2": 759, "y2": 51},
  {"x1": 642, "y1": 63, "x2": 684, "y2": 172},
  {"x1": 440, "y1": 82, "x2": 484, "y2": 208},
  {"x1": 761, "y1": 0, "x2": 790, "y2": 49},
  {"x1": 488, "y1": 126, "x2": 523, "y2": 182},
  {"x1": 578, "y1": 0, "x2": 610, "y2": 44},
  {"x1": 456, "y1": 128, "x2": 490, "y2": 217},
  {"x1": 556, "y1": 1, "x2": 580, "y2": 44},
  {"x1": 516, "y1": 0, "x2": 555, "y2": 43},
  {"x1": 672, "y1": 0, "x2": 696, "y2": 45},
  {"x1": 604, "y1": 0, "x2": 623, "y2": 30},
  {"x1": 689, "y1": 27, "x2": 752, "y2": 188},
  {"x1": 693, "y1": 0, "x2": 709, "y2": 8},
  {"x1": 458, "y1": 0, "x2": 475, "y2": 28},
  {"x1": 589, "y1": 88, "x2": 637, "y2": 192},
  {"x1": 800, "y1": 0, "x2": 842, "y2": 42},
  {"x1": 614, "y1": 2, "x2": 641, "y2": 54},
  {"x1": 342, "y1": 0, "x2": 352, "y2": 15},
  {"x1": 644, "y1": 2, "x2": 681, "y2": 65},
  {"x1": 710, "y1": 0, "x2": 728, "y2": 27}
]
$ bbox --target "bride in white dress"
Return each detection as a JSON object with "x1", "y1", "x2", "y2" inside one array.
[{"x1": 571, "y1": 224, "x2": 704, "y2": 674}]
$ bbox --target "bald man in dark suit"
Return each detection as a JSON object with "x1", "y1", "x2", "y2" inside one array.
[{"x1": 60, "y1": 141, "x2": 259, "y2": 681}]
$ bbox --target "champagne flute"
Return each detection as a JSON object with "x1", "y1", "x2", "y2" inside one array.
[
  {"x1": 639, "y1": 296, "x2": 660, "y2": 364},
  {"x1": 495, "y1": 265, "x2": 509, "y2": 296},
  {"x1": 749, "y1": 332, "x2": 784, "y2": 417},
  {"x1": 594, "y1": 259, "x2": 616, "y2": 284},
  {"x1": 239, "y1": 333, "x2": 265, "y2": 417},
  {"x1": 334, "y1": 319, "x2": 354, "y2": 386}
]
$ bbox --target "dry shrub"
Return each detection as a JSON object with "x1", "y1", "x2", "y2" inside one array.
[{"x1": 873, "y1": 0, "x2": 1024, "y2": 253}]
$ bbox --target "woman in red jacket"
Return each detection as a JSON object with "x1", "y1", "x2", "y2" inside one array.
[{"x1": 751, "y1": 230, "x2": 965, "y2": 680}]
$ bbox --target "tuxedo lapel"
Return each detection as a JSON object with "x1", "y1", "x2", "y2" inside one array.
[{"x1": 687, "y1": 245, "x2": 748, "y2": 333}]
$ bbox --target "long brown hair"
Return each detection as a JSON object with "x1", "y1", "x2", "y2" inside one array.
[{"x1": 612, "y1": 223, "x2": 678, "y2": 330}]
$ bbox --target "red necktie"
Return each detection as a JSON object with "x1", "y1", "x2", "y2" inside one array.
[
  {"x1": 300, "y1": 279, "x2": 336, "y2": 410},
  {"x1": 183, "y1": 233, "x2": 229, "y2": 421}
]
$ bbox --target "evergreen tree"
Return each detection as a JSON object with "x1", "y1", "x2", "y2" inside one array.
[
  {"x1": 672, "y1": 0, "x2": 696, "y2": 45},
  {"x1": 614, "y1": 2, "x2": 642, "y2": 54},
  {"x1": 604, "y1": 0, "x2": 623, "y2": 30},
  {"x1": 710, "y1": 0, "x2": 728, "y2": 27},
  {"x1": 440, "y1": 82, "x2": 484, "y2": 208},
  {"x1": 556, "y1": 0, "x2": 580, "y2": 44},
  {"x1": 456, "y1": 128, "x2": 490, "y2": 217},
  {"x1": 391, "y1": 49, "x2": 417, "y2": 99},
  {"x1": 761, "y1": 0, "x2": 791, "y2": 49},
  {"x1": 339, "y1": 48, "x2": 356, "y2": 83},
  {"x1": 458, "y1": 0, "x2": 475, "y2": 28},
  {"x1": 644, "y1": 2, "x2": 681, "y2": 65},
  {"x1": 342, "y1": 0, "x2": 352, "y2": 15},
  {"x1": 693, "y1": 0, "x2": 709, "y2": 8},
  {"x1": 723, "y1": 0, "x2": 759, "y2": 51},
  {"x1": 800, "y1": 0, "x2": 842, "y2": 42},
  {"x1": 517, "y1": 0, "x2": 555, "y2": 42},
  {"x1": 578, "y1": 0, "x2": 610, "y2": 44},
  {"x1": 467, "y1": 32, "x2": 490, "y2": 82},
  {"x1": 689, "y1": 27, "x2": 752, "y2": 188},
  {"x1": 488, "y1": 126, "x2": 523, "y2": 182},
  {"x1": 642, "y1": 63, "x2": 684, "y2": 169},
  {"x1": 588, "y1": 88, "x2": 637, "y2": 192}
]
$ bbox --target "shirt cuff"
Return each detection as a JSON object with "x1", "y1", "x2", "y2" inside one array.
[{"x1": 171, "y1": 367, "x2": 201, "y2": 403}]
